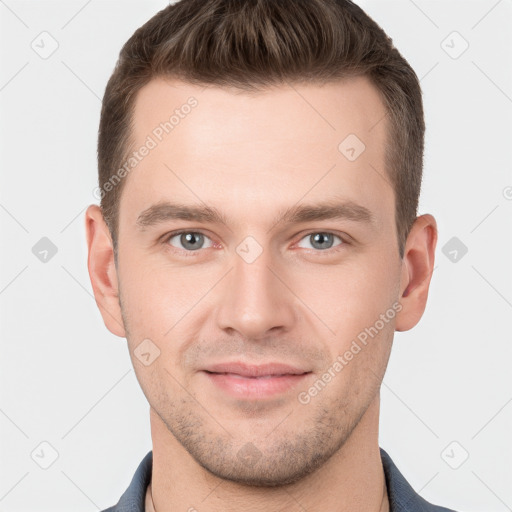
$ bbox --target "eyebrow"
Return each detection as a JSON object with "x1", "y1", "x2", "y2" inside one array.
[{"x1": 136, "y1": 199, "x2": 376, "y2": 231}]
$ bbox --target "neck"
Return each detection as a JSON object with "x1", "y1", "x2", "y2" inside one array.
[{"x1": 147, "y1": 394, "x2": 388, "y2": 512}]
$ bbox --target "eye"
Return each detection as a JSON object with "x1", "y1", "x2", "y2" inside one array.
[
  {"x1": 296, "y1": 232, "x2": 345, "y2": 251},
  {"x1": 162, "y1": 230, "x2": 347, "y2": 255},
  {"x1": 165, "y1": 231, "x2": 214, "y2": 251}
]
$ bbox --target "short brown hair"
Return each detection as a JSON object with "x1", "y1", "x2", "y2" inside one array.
[{"x1": 98, "y1": 0, "x2": 424, "y2": 260}]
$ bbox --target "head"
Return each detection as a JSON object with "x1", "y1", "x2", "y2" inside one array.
[{"x1": 86, "y1": 0, "x2": 436, "y2": 487}]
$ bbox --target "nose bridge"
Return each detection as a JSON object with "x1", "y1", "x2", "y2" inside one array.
[
  {"x1": 234, "y1": 240, "x2": 275, "y2": 301},
  {"x1": 215, "y1": 236, "x2": 295, "y2": 338}
]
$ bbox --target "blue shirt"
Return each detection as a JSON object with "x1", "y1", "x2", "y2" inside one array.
[{"x1": 102, "y1": 448, "x2": 457, "y2": 511}]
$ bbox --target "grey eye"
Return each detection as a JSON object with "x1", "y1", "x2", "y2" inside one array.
[
  {"x1": 297, "y1": 232, "x2": 343, "y2": 251},
  {"x1": 167, "y1": 232, "x2": 213, "y2": 251}
]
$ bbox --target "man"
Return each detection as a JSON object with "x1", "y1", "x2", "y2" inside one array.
[{"x1": 85, "y1": 0, "x2": 457, "y2": 510}]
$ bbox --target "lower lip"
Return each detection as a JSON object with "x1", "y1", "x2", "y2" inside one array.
[{"x1": 203, "y1": 371, "x2": 310, "y2": 398}]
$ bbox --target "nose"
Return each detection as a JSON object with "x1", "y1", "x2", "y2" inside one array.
[{"x1": 215, "y1": 243, "x2": 297, "y2": 341}]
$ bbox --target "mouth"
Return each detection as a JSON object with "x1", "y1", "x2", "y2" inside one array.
[{"x1": 201, "y1": 362, "x2": 312, "y2": 398}]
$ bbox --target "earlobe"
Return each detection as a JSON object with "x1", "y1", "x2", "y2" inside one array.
[
  {"x1": 85, "y1": 205, "x2": 126, "y2": 338},
  {"x1": 395, "y1": 214, "x2": 438, "y2": 332}
]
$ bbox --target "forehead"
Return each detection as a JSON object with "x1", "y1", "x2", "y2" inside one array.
[
  {"x1": 120, "y1": 76, "x2": 392, "y2": 231},
  {"x1": 131, "y1": 76, "x2": 387, "y2": 148}
]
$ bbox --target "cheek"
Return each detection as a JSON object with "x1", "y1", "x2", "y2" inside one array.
[
  {"x1": 118, "y1": 250, "x2": 191, "y2": 327},
  {"x1": 117, "y1": 255, "x2": 209, "y2": 374},
  {"x1": 290, "y1": 251, "x2": 400, "y2": 343}
]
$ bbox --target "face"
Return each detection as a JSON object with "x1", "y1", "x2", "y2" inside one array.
[{"x1": 110, "y1": 76, "x2": 404, "y2": 485}]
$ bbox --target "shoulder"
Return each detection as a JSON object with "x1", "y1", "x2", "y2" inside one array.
[
  {"x1": 380, "y1": 448, "x2": 459, "y2": 512},
  {"x1": 100, "y1": 451, "x2": 153, "y2": 512}
]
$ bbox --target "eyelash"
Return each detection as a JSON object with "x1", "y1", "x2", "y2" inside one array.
[{"x1": 161, "y1": 229, "x2": 349, "y2": 257}]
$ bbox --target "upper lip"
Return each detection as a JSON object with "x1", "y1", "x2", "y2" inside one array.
[{"x1": 203, "y1": 361, "x2": 310, "y2": 378}]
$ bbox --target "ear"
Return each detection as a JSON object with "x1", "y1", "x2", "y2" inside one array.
[
  {"x1": 85, "y1": 205, "x2": 126, "y2": 338},
  {"x1": 395, "y1": 214, "x2": 438, "y2": 332}
]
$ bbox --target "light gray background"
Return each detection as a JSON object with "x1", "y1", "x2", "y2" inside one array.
[{"x1": 1, "y1": 0, "x2": 511, "y2": 510}]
